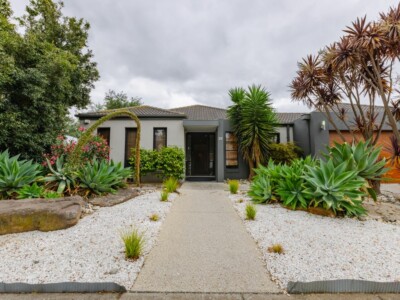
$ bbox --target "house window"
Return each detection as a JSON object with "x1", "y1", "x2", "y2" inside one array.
[
  {"x1": 153, "y1": 128, "x2": 167, "y2": 150},
  {"x1": 273, "y1": 133, "x2": 280, "y2": 143},
  {"x1": 97, "y1": 128, "x2": 110, "y2": 145},
  {"x1": 225, "y1": 132, "x2": 238, "y2": 168},
  {"x1": 125, "y1": 128, "x2": 137, "y2": 167}
]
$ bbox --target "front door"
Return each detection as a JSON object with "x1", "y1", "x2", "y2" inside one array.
[{"x1": 186, "y1": 133, "x2": 215, "y2": 177}]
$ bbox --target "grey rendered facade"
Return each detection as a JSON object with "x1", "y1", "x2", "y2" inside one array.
[{"x1": 77, "y1": 104, "x2": 303, "y2": 182}]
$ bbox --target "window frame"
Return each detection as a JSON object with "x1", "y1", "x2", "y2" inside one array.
[
  {"x1": 124, "y1": 127, "x2": 137, "y2": 167},
  {"x1": 153, "y1": 127, "x2": 167, "y2": 150},
  {"x1": 97, "y1": 127, "x2": 111, "y2": 145},
  {"x1": 225, "y1": 131, "x2": 239, "y2": 169}
]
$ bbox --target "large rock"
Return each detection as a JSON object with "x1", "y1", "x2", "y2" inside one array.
[
  {"x1": 89, "y1": 187, "x2": 139, "y2": 207},
  {"x1": 0, "y1": 196, "x2": 83, "y2": 235}
]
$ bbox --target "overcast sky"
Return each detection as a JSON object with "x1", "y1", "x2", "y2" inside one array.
[{"x1": 10, "y1": 0, "x2": 400, "y2": 112}]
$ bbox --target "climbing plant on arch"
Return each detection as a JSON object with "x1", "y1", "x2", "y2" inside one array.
[{"x1": 68, "y1": 109, "x2": 141, "y2": 186}]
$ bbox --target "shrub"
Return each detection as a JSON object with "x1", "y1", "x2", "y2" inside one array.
[
  {"x1": 304, "y1": 160, "x2": 367, "y2": 217},
  {"x1": 44, "y1": 156, "x2": 76, "y2": 195},
  {"x1": 268, "y1": 244, "x2": 284, "y2": 254},
  {"x1": 0, "y1": 150, "x2": 43, "y2": 199},
  {"x1": 245, "y1": 203, "x2": 257, "y2": 220},
  {"x1": 43, "y1": 133, "x2": 109, "y2": 167},
  {"x1": 17, "y1": 183, "x2": 45, "y2": 199},
  {"x1": 276, "y1": 157, "x2": 314, "y2": 210},
  {"x1": 121, "y1": 229, "x2": 145, "y2": 260},
  {"x1": 157, "y1": 147, "x2": 185, "y2": 179},
  {"x1": 228, "y1": 179, "x2": 239, "y2": 194},
  {"x1": 149, "y1": 213, "x2": 159, "y2": 221},
  {"x1": 77, "y1": 159, "x2": 131, "y2": 197},
  {"x1": 163, "y1": 177, "x2": 179, "y2": 193},
  {"x1": 130, "y1": 147, "x2": 185, "y2": 180},
  {"x1": 268, "y1": 142, "x2": 302, "y2": 164},
  {"x1": 44, "y1": 191, "x2": 62, "y2": 199},
  {"x1": 160, "y1": 190, "x2": 169, "y2": 202}
]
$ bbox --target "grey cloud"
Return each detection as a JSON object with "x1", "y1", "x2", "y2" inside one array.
[{"x1": 10, "y1": 0, "x2": 400, "y2": 111}]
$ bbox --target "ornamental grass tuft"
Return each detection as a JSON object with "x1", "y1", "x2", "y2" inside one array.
[
  {"x1": 121, "y1": 229, "x2": 145, "y2": 260},
  {"x1": 160, "y1": 190, "x2": 169, "y2": 202},
  {"x1": 163, "y1": 177, "x2": 179, "y2": 193},
  {"x1": 228, "y1": 179, "x2": 239, "y2": 194},
  {"x1": 149, "y1": 213, "x2": 159, "y2": 221},
  {"x1": 268, "y1": 243, "x2": 285, "y2": 254},
  {"x1": 245, "y1": 203, "x2": 257, "y2": 220}
]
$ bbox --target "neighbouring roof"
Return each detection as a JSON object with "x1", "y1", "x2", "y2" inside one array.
[
  {"x1": 276, "y1": 113, "x2": 304, "y2": 124},
  {"x1": 170, "y1": 105, "x2": 227, "y2": 120},
  {"x1": 76, "y1": 105, "x2": 186, "y2": 119}
]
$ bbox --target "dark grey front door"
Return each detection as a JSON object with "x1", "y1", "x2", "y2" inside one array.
[{"x1": 186, "y1": 133, "x2": 215, "y2": 177}]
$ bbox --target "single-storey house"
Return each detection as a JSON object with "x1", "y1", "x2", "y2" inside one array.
[
  {"x1": 77, "y1": 103, "x2": 400, "y2": 181},
  {"x1": 77, "y1": 104, "x2": 301, "y2": 181}
]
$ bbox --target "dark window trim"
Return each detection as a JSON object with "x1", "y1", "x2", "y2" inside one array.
[
  {"x1": 97, "y1": 127, "x2": 111, "y2": 145},
  {"x1": 125, "y1": 127, "x2": 137, "y2": 167},
  {"x1": 274, "y1": 132, "x2": 281, "y2": 143},
  {"x1": 225, "y1": 131, "x2": 239, "y2": 169},
  {"x1": 153, "y1": 127, "x2": 167, "y2": 150}
]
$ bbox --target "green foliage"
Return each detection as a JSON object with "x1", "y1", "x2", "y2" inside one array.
[
  {"x1": 121, "y1": 229, "x2": 145, "y2": 260},
  {"x1": 160, "y1": 190, "x2": 169, "y2": 202},
  {"x1": 68, "y1": 109, "x2": 141, "y2": 186},
  {"x1": 94, "y1": 90, "x2": 142, "y2": 110},
  {"x1": 44, "y1": 156, "x2": 76, "y2": 194},
  {"x1": 276, "y1": 157, "x2": 314, "y2": 210},
  {"x1": 248, "y1": 175, "x2": 273, "y2": 204},
  {"x1": 268, "y1": 244, "x2": 284, "y2": 254},
  {"x1": 0, "y1": 0, "x2": 99, "y2": 161},
  {"x1": 130, "y1": 146, "x2": 185, "y2": 180},
  {"x1": 227, "y1": 85, "x2": 278, "y2": 175},
  {"x1": 268, "y1": 142, "x2": 303, "y2": 164},
  {"x1": 43, "y1": 191, "x2": 61, "y2": 199},
  {"x1": 77, "y1": 159, "x2": 131, "y2": 196},
  {"x1": 245, "y1": 203, "x2": 257, "y2": 220},
  {"x1": 163, "y1": 177, "x2": 179, "y2": 193},
  {"x1": 304, "y1": 160, "x2": 367, "y2": 217},
  {"x1": 0, "y1": 150, "x2": 42, "y2": 199},
  {"x1": 17, "y1": 183, "x2": 45, "y2": 199},
  {"x1": 149, "y1": 213, "x2": 159, "y2": 221},
  {"x1": 228, "y1": 179, "x2": 239, "y2": 194}
]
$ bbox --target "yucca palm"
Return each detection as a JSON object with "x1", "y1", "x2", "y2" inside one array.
[{"x1": 227, "y1": 85, "x2": 278, "y2": 178}]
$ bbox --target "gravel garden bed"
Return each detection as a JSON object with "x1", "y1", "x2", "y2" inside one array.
[
  {"x1": 0, "y1": 190, "x2": 176, "y2": 290},
  {"x1": 229, "y1": 192, "x2": 400, "y2": 290}
]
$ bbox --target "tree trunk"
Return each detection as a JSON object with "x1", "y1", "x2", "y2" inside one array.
[{"x1": 248, "y1": 160, "x2": 255, "y2": 180}]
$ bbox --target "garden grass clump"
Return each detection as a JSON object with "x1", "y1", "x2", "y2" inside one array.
[
  {"x1": 228, "y1": 179, "x2": 239, "y2": 194},
  {"x1": 245, "y1": 203, "x2": 257, "y2": 220},
  {"x1": 160, "y1": 190, "x2": 169, "y2": 202},
  {"x1": 163, "y1": 177, "x2": 179, "y2": 193},
  {"x1": 121, "y1": 228, "x2": 145, "y2": 260},
  {"x1": 149, "y1": 213, "x2": 159, "y2": 221},
  {"x1": 268, "y1": 243, "x2": 284, "y2": 254},
  {"x1": 237, "y1": 198, "x2": 244, "y2": 203}
]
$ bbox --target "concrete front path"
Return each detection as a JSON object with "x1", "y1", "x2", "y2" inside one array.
[{"x1": 132, "y1": 182, "x2": 280, "y2": 293}]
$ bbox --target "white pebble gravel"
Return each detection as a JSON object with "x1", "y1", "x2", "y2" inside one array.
[
  {"x1": 230, "y1": 193, "x2": 400, "y2": 289},
  {"x1": 0, "y1": 191, "x2": 176, "y2": 290}
]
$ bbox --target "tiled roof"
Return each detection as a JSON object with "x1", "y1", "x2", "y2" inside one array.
[
  {"x1": 324, "y1": 103, "x2": 387, "y2": 113},
  {"x1": 170, "y1": 105, "x2": 303, "y2": 124},
  {"x1": 276, "y1": 113, "x2": 304, "y2": 124},
  {"x1": 76, "y1": 105, "x2": 186, "y2": 119},
  {"x1": 170, "y1": 105, "x2": 227, "y2": 120}
]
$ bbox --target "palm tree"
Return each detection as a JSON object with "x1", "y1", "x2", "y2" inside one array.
[{"x1": 227, "y1": 85, "x2": 278, "y2": 179}]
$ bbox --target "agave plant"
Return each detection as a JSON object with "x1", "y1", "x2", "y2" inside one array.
[
  {"x1": 44, "y1": 156, "x2": 76, "y2": 195},
  {"x1": 276, "y1": 158, "x2": 314, "y2": 210},
  {"x1": 77, "y1": 159, "x2": 131, "y2": 196},
  {"x1": 303, "y1": 160, "x2": 367, "y2": 217},
  {"x1": 248, "y1": 175, "x2": 274, "y2": 204},
  {"x1": 17, "y1": 183, "x2": 45, "y2": 199},
  {"x1": 0, "y1": 150, "x2": 43, "y2": 199}
]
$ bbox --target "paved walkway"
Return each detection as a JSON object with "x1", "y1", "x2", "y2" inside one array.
[{"x1": 132, "y1": 182, "x2": 280, "y2": 293}]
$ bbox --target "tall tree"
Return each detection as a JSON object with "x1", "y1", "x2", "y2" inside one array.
[
  {"x1": 91, "y1": 90, "x2": 142, "y2": 111},
  {"x1": 0, "y1": 0, "x2": 99, "y2": 160},
  {"x1": 227, "y1": 85, "x2": 278, "y2": 178}
]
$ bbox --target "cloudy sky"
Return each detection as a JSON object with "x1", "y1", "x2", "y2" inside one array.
[{"x1": 10, "y1": 0, "x2": 400, "y2": 112}]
